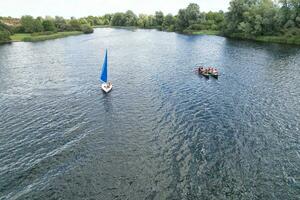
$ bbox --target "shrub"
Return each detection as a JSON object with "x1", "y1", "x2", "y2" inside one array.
[
  {"x1": 0, "y1": 30, "x2": 11, "y2": 43},
  {"x1": 80, "y1": 24, "x2": 94, "y2": 34}
]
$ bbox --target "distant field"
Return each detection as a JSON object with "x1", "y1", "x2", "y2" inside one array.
[
  {"x1": 190, "y1": 30, "x2": 221, "y2": 35},
  {"x1": 11, "y1": 31, "x2": 83, "y2": 42},
  {"x1": 10, "y1": 34, "x2": 30, "y2": 41}
]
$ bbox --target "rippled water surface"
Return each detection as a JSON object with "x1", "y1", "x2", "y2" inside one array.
[{"x1": 1, "y1": 28, "x2": 300, "y2": 200}]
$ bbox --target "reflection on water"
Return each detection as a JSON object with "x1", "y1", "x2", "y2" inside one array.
[{"x1": 0, "y1": 28, "x2": 300, "y2": 199}]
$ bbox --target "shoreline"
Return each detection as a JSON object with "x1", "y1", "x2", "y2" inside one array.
[
  {"x1": 94, "y1": 26, "x2": 300, "y2": 46},
  {"x1": 225, "y1": 33, "x2": 300, "y2": 46},
  {"x1": 4, "y1": 26, "x2": 300, "y2": 46}
]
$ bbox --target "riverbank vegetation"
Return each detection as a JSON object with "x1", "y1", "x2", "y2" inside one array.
[
  {"x1": 1, "y1": 0, "x2": 300, "y2": 45},
  {"x1": 0, "y1": 16, "x2": 93, "y2": 43},
  {"x1": 81, "y1": 0, "x2": 300, "y2": 45}
]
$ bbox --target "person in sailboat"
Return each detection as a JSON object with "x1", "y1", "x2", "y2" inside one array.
[{"x1": 106, "y1": 81, "x2": 112, "y2": 88}]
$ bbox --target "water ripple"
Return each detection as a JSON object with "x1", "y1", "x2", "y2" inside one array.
[{"x1": 0, "y1": 29, "x2": 300, "y2": 199}]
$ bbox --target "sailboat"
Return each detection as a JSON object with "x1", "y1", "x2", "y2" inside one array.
[{"x1": 100, "y1": 49, "x2": 113, "y2": 93}]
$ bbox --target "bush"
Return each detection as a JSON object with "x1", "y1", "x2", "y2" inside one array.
[
  {"x1": 0, "y1": 22, "x2": 14, "y2": 34},
  {"x1": 167, "y1": 25, "x2": 175, "y2": 32},
  {"x1": 80, "y1": 24, "x2": 94, "y2": 34},
  {"x1": 0, "y1": 30, "x2": 11, "y2": 43},
  {"x1": 69, "y1": 19, "x2": 81, "y2": 31},
  {"x1": 42, "y1": 20, "x2": 57, "y2": 32},
  {"x1": 0, "y1": 22, "x2": 12, "y2": 43},
  {"x1": 13, "y1": 26, "x2": 24, "y2": 33},
  {"x1": 284, "y1": 28, "x2": 300, "y2": 36}
]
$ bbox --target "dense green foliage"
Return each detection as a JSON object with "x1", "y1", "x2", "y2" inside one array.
[
  {"x1": 20, "y1": 16, "x2": 43, "y2": 33},
  {"x1": 0, "y1": 29, "x2": 11, "y2": 43},
  {"x1": 0, "y1": 21, "x2": 13, "y2": 43},
  {"x1": 77, "y1": 4, "x2": 225, "y2": 33},
  {"x1": 1, "y1": 0, "x2": 300, "y2": 44},
  {"x1": 42, "y1": 19, "x2": 57, "y2": 32},
  {"x1": 226, "y1": 0, "x2": 291, "y2": 35},
  {"x1": 223, "y1": 0, "x2": 300, "y2": 43},
  {"x1": 0, "y1": 15, "x2": 94, "y2": 43},
  {"x1": 80, "y1": 24, "x2": 94, "y2": 34}
]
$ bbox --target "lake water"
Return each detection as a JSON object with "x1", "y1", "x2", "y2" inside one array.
[{"x1": 0, "y1": 28, "x2": 300, "y2": 200}]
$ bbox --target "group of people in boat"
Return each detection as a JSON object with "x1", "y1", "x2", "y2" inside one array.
[
  {"x1": 198, "y1": 67, "x2": 218, "y2": 75},
  {"x1": 197, "y1": 66, "x2": 219, "y2": 78}
]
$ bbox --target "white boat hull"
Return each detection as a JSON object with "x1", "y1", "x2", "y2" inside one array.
[{"x1": 101, "y1": 83, "x2": 113, "y2": 93}]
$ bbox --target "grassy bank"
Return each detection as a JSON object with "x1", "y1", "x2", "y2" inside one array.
[
  {"x1": 255, "y1": 35, "x2": 300, "y2": 45},
  {"x1": 93, "y1": 25, "x2": 110, "y2": 28},
  {"x1": 94, "y1": 25, "x2": 167, "y2": 32},
  {"x1": 227, "y1": 33, "x2": 300, "y2": 45},
  {"x1": 96, "y1": 26, "x2": 300, "y2": 45},
  {"x1": 94, "y1": 25, "x2": 143, "y2": 30},
  {"x1": 189, "y1": 30, "x2": 221, "y2": 36},
  {"x1": 11, "y1": 31, "x2": 83, "y2": 42}
]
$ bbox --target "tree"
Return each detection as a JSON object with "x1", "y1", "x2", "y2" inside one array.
[
  {"x1": 175, "y1": 9, "x2": 188, "y2": 31},
  {"x1": 147, "y1": 15, "x2": 156, "y2": 27},
  {"x1": 20, "y1": 15, "x2": 44, "y2": 33},
  {"x1": 125, "y1": 10, "x2": 137, "y2": 26},
  {"x1": 20, "y1": 15, "x2": 35, "y2": 33},
  {"x1": 155, "y1": 11, "x2": 164, "y2": 26},
  {"x1": 69, "y1": 18, "x2": 81, "y2": 31},
  {"x1": 163, "y1": 14, "x2": 175, "y2": 30},
  {"x1": 0, "y1": 22, "x2": 11, "y2": 43},
  {"x1": 137, "y1": 14, "x2": 148, "y2": 28},
  {"x1": 54, "y1": 16, "x2": 67, "y2": 31},
  {"x1": 81, "y1": 24, "x2": 94, "y2": 33},
  {"x1": 111, "y1": 13, "x2": 126, "y2": 26},
  {"x1": 33, "y1": 19, "x2": 44, "y2": 32},
  {"x1": 42, "y1": 19, "x2": 56, "y2": 32},
  {"x1": 224, "y1": 0, "x2": 252, "y2": 34},
  {"x1": 0, "y1": 30, "x2": 10, "y2": 43},
  {"x1": 175, "y1": 3, "x2": 202, "y2": 31},
  {"x1": 103, "y1": 14, "x2": 113, "y2": 25},
  {"x1": 186, "y1": 3, "x2": 201, "y2": 25}
]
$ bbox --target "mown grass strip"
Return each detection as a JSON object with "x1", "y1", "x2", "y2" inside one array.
[{"x1": 11, "y1": 31, "x2": 83, "y2": 42}]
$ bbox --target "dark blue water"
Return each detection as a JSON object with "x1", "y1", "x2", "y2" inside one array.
[{"x1": 0, "y1": 28, "x2": 300, "y2": 199}]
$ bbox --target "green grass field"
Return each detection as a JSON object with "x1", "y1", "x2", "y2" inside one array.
[
  {"x1": 11, "y1": 31, "x2": 83, "y2": 42},
  {"x1": 190, "y1": 30, "x2": 221, "y2": 35}
]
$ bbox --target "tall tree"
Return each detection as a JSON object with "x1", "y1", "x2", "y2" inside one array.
[
  {"x1": 20, "y1": 15, "x2": 36, "y2": 33},
  {"x1": 155, "y1": 11, "x2": 164, "y2": 26},
  {"x1": 111, "y1": 13, "x2": 126, "y2": 26},
  {"x1": 125, "y1": 10, "x2": 138, "y2": 26},
  {"x1": 163, "y1": 14, "x2": 175, "y2": 30},
  {"x1": 186, "y1": 3, "x2": 201, "y2": 25},
  {"x1": 42, "y1": 19, "x2": 56, "y2": 31}
]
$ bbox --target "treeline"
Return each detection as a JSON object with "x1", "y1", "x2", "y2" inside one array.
[
  {"x1": 78, "y1": 0, "x2": 300, "y2": 42},
  {"x1": 0, "y1": 16, "x2": 93, "y2": 43},
  {"x1": 224, "y1": 0, "x2": 300, "y2": 40},
  {"x1": 78, "y1": 5, "x2": 225, "y2": 33},
  {"x1": 18, "y1": 16, "x2": 93, "y2": 33},
  {"x1": 1, "y1": 0, "x2": 300, "y2": 44}
]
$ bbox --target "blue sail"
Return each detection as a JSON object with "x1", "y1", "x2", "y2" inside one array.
[{"x1": 100, "y1": 49, "x2": 108, "y2": 83}]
